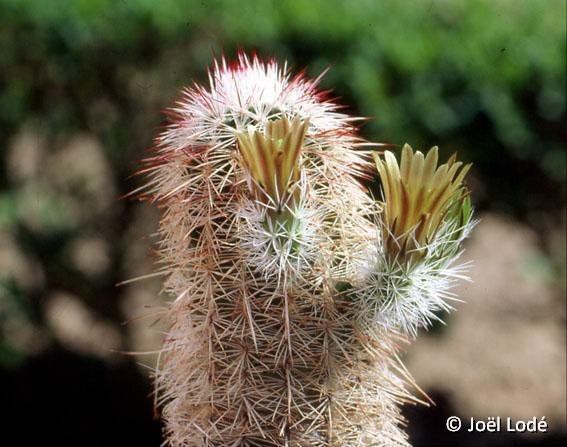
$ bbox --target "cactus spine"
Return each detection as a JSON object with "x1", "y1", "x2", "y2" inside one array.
[{"x1": 139, "y1": 53, "x2": 474, "y2": 446}]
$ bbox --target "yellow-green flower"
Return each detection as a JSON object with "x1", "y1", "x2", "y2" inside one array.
[
  {"x1": 373, "y1": 144, "x2": 471, "y2": 261},
  {"x1": 237, "y1": 116, "x2": 308, "y2": 210}
]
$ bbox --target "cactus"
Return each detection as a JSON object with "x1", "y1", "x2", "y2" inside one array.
[{"x1": 138, "y1": 53, "x2": 474, "y2": 446}]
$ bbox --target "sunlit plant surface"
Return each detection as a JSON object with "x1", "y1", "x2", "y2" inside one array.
[{"x1": 139, "y1": 53, "x2": 474, "y2": 446}]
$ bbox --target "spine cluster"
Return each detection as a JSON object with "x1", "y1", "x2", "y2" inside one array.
[{"x1": 139, "y1": 53, "x2": 474, "y2": 446}]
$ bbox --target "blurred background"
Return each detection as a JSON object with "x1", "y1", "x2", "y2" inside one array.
[{"x1": 0, "y1": 0, "x2": 565, "y2": 446}]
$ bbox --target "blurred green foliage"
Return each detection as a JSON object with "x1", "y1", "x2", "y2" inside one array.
[
  {"x1": 0, "y1": 0, "x2": 565, "y2": 209},
  {"x1": 0, "y1": 0, "x2": 565, "y2": 366}
]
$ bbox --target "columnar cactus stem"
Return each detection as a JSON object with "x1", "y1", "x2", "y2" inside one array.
[{"x1": 137, "y1": 53, "x2": 474, "y2": 446}]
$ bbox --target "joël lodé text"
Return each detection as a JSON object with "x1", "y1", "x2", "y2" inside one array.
[{"x1": 466, "y1": 416, "x2": 548, "y2": 433}]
